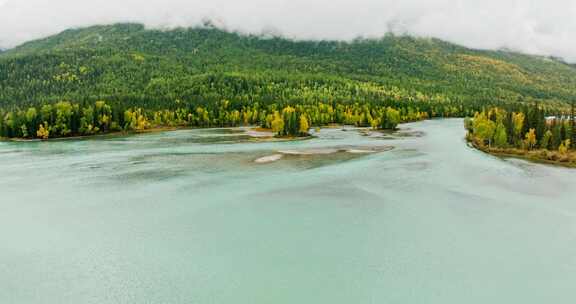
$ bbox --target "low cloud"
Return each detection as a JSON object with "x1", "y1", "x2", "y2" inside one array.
[{"x1": 1, "y1": 0, "x2": 575, "y2": 61}]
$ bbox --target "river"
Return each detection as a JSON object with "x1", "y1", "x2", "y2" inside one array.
[{"x1": 1, "y1": 118, "x2": 575, "y2": 303}]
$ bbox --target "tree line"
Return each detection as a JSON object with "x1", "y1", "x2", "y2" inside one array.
[{"x1": 0, "y1": 99, "x2": 434, "y2": 139}]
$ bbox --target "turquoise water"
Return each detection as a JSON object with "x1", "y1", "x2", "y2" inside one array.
[{"x1": 1, "y1": 119, "x2": 575, "y2": 303}]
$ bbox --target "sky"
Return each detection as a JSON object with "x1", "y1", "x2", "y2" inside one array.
[{"x1": 0, "y1": 0, "x2": 575, "y2": 61}]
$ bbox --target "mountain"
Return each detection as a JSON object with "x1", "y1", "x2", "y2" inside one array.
[{"x1": 1, "y1": 23, "x2": 575, "y2": 111}]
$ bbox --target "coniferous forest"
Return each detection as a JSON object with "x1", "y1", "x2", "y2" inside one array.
[{"x1": 1, "y1": 23, "x2": 576, "y2": 140}]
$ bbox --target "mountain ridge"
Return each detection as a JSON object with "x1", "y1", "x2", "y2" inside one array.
[
  {"x1": 0, "y1": 23, "x2": 567, "y2": 63},
  {"x1": 1, "y1": 23, "x2": 575, "y2": 110}
]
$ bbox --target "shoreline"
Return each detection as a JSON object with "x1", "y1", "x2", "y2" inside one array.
[
  {"x1": 0, "y1": 121, "x2": 418, "y2": 143},
  {"x1": 1, "y1": 125, "x2": 314, "y2": 143},
  {"x1": 468, "y1": 141, "x2": 576, "y2": 168},
  {"x1": 2, "y1": 126, "x2": 181, "y2": 142}
]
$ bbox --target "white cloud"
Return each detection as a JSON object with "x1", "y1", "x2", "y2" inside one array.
[{"x1": 1, "y1": 0, "x2": 576, "y2": 61}]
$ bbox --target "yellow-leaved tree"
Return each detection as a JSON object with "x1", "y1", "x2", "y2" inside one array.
[
  {"x1": 271, "y1": 112, "x2": 284, "y2": 136},
  {"x1": 512, "y1": 112, "x2": 525, "y2": 145},
  {"x1": 36, "y1": 124, "x2": 50, "y2": 139},
  {"x1": 299, "y1": 114, "x2": 309, "y2": 135},
  {"x1": 559, "y1": 139, "x2": 571, "y2": 155},
  {"x1": 524, "y1": 128, "x2": 537, "y2": 150}
]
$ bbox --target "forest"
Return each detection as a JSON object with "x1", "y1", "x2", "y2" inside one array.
[
  {"x1": 0, "y1": 99, "x2": 427, "y2": 139},
  {"x1": 1, "y1": 23, "x2": 576, "y2": 139},
  {"x1": 465, "y1": 103, "x2": 576, "y2": 164}
]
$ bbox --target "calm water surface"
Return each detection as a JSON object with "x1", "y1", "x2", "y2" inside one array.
[{"x1": 1, "y1": 119, "x2": 575, "y2": 303}]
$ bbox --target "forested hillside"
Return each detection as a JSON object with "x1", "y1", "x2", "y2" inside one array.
[{"x1": 0, "y1": 23, "x2": 575, "y2": 139}]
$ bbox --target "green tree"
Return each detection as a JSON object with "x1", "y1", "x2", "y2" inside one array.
[
  {"x1": 493, "y1": 122, "x2": 508, "y2": 148},
  {"x1": 541, "y1": 130, "x2": 553, "y2": 150},
  {"x1": 25, "y1": 107, "x2": 38, "y2": 136},
  {"x1": 385, "y1": 108, "x2": 401, "y2": 130}
]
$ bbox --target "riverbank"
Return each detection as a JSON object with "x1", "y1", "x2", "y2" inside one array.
[
  {"x1": 3, "y1": 126, "x2": 180, "y2": 142},
  {"x1": 2, "y1": 125, "x2": 314, "y2": 143},
  {"x1": 468, "y1": 140, "x2": 576, "y2": 168}
]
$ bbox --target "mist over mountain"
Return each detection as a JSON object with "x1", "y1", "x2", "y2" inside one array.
[{"x1": 1, "y1": 0, "x2": 575, "y2": 62}]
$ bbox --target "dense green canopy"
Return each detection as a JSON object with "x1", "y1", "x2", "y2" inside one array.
[{"x1": 1, "y1": 23, "x2": 575, "y2": 139}]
